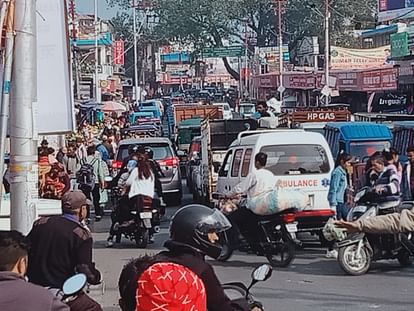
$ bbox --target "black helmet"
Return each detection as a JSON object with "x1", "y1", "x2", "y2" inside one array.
[
  {"x1": 144, "y1": 146, "x2": 154, "y2": 159},
  {"x1": 170, "y1": 205, "x2": 231, "y2": 259}
]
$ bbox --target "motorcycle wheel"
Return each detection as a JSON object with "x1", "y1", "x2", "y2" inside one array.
[
  {"x1": 397, "y1": 250, "x2": 413, "y2": 267},
  {"x1": 265, "y1": 237, "x2": 296, "y2": 268},
  {"x1": 338, "y1": 244, "x2": 371, "y2": 276},
  {"x1": 135, "y1": 230, "x2": 149, "y2": 249}
]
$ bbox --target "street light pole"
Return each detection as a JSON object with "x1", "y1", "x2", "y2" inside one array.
[
  {"x1": 94, "y1": 0, "x2": 101, "y2": 103},
  {"x1": 10, "y1": 0, "x2": 38, "y2": 234},
  {"x1": 324, "y1": 0, "x2": 331, "y2": 105},
  {"x1": 133, "y1": 0, "x2": 139, "y2": 103},
  {"x1": 277, "y1": 0, "x2": 284, "y2": 99},
  {"x1": 244, "y1": 20, "x2": 248, "y2": 97},
  {"x1": 0, "y1": 0, "x2": 14, "y2": 211}
]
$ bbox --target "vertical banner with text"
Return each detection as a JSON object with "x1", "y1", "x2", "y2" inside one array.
[{"x1": 114, "y1": 40, "x2": 125, "y2": 65}]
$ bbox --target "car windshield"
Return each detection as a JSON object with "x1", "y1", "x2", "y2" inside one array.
[
  {"x1": 141, "y1": 102, "x2": 155, "y2": 107},
  {"x1": 118, "y1": 143, "x2": 172, "y2": 161},
  {"x1": 349, "y1": 141, "x2": 390, "y2": 159},
  {"x1": 223, "y1": 105, "x2": 230, "y2": 111},
  {"x1": 241, "y1": 105, "x2": 254, "y2": 113},
  {"x1": 260, "y1": 144, "x2": 331, "y2": 175}
]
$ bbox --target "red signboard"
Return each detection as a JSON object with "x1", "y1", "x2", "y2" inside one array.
[
  {"x1": 336, "y1": 72, "x2": 359, "y2": 91},
  {"x1": 284, "y1": 74, "x2": 315, "y2": 89},
  {"x1": 114, "y1": 40, "x2": 124, "y2": 65},
  {"x1": 258, "y1": 74, "x2": 278, "y2": 88},
  {"x1": 361, "y1": 68, "x2": 397, "y2": 91}
]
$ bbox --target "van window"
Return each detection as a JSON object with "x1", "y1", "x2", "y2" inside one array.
[
  {"x1": 231, "y1": 149, "x2": 244, "y2": 177},
  {"x1": 260, "y1": 144, "x2": 330, "y2": 175},
  {"x1": 241, "y1": 149, "x2": 253, "y2": 177},
  {"x1": 219, "y1": 150, "x2": 233, "y2": 177}
]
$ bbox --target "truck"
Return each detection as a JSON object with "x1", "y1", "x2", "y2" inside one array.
[
  {"x1": 193, "y1": 119, "x2": 258, "y2": 205},
  {"x1": 290, "y1": 105, "x2": 351, "y2": 126},
  {"x1": 176, "y1": 118, "x2": 203, "y2": 153},
  {"x1": 166, "y1": 104, "x2": 223, "y2": 140},
  {"x1": 392, "y1": 121, "x2": 414, "y2": 159},
  {"x1": 354, "y1": 112, "x2": 414, "y2": 124},
  {"x1": 324, "y1": 122, "x2": 393, "y2": 191},
  {"x1": 324, "y1": 122, "x2": 392, "y2": 161}
]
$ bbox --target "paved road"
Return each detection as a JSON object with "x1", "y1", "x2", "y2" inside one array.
[{"x1": 89, "y1": 189, "x2": 414, "y2": 311}]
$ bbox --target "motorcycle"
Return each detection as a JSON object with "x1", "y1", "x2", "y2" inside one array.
[
  {"x1": 109, "y1": 187, "x2": 161, "y2": 248},
  {"x1": 224, "y1": 264, "x2": 272, "y2": 311},
  {"x1": 213, "y1": 193, "x2": 298, "y2": 268},
  {"x1": 336, "y1": 186, "x2": 414, "y2": 276}
]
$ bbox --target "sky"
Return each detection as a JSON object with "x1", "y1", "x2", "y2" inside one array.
[{"x1": 76, "y1": 0, "x2": 119, "y2": 20}]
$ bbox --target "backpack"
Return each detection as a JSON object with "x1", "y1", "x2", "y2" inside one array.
[{"x1": 76, "y1": 158, "x2": 97, "y2": 191}]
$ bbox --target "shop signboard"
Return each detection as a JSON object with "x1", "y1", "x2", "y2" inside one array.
[
  {"x1": 361, "y1": 68, "x2": 398, "y2": 91},
  {"x1": 283, "y1": 74, "x2": 315, "y2": 89},
  {"x1": 370, "y1": 92, "x2": 411, "y2": 113},
  {"x1": 335, "y1": 72, "x2": 359, "y2": 91},
  {"x1": 330, "y1": 46, "x2": 390, "y2": 70},
  {"x1": 202, "y1": 46, "x2": 244, "y2": 58},
  {"x1": 391, "y1": 32, "x2": 410, "y2": 58}
]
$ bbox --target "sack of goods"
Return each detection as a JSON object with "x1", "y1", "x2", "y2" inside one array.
[{"x1": 247, "y1": 188, "x2": 310, "y2": 216}]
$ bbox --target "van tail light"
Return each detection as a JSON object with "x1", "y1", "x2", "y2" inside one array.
[
  {"x1": 283, "y1": 213, "x2": 296, "y2": 224},
  {"x1": 112, "y1": 161, "x2": 123, "y2": 169},
  {"x1": 158, "y1": 157, "x2": 179, "y2": 167}
]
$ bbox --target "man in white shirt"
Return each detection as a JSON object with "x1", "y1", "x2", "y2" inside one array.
[{"x1": 226, "y1": 152, "x2": 277, "y2": 242}]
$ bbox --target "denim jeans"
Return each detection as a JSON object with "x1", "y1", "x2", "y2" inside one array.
[{"x1": 336, "y1": 202, "x2": 349, "y2": 221}]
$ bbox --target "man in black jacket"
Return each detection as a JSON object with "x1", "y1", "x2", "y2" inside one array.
[{"x1": 28, "y1": 191, "x2": 102, "y2": 311}]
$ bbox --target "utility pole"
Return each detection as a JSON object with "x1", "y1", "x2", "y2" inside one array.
[
  {"x1": 0, "y1": 0, "x2": 14, "y2": 210},
  {"x1": 10, "y1": 0, "x2": 38, "y2": 234},
  {"x1": 244, "y1": 20, "x2": 249, "y2": 97},
  {"x1": 277, "y1": 0, "x2": 284, "y2": 100},
  {"x1": 132, "y1": 0, "x2": 139, "y2": 103},
  {"x1": 94, "y1": 0, "x2": 101, "y2": 103},
  {"x1": 324, "y1": 0, "x2": 331, "y2": 105}
]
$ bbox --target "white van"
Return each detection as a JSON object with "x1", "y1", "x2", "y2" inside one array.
[{"x1": 216, "y1": 129, "x2": 335, "y2": 233}]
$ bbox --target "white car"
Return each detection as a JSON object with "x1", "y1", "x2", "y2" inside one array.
[
  {"x1": 213, "y1": 103, "x2": 232, "y2": 120},
  {"x1": 0, "y1": 196, "x2": 62, "y2": 230}
]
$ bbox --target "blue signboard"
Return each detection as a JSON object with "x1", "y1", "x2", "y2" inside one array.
[{"x1": 160, "y1": 52, "x2": 191, "y2": 64}]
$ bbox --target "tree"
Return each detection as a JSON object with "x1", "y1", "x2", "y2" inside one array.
[{"x1": 107, "y1": 0, "x2": 377, "y2": 80}]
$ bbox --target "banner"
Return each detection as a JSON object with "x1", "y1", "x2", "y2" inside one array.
[
  {"x1": 114, "y1": 40, "x2": 125, "y2": 65},
  {"x1": 330, "y1": 46, "x2": 390, "y2": 70},
  {"x1": 37, "y1": 0, "x2": 74, "y2": 134}
]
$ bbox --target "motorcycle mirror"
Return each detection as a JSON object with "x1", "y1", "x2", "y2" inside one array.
[
  {"x1": 252, "y1": 264, "x2": 272, "y2": 282},
  {"x1": 104, "y1": 176, "x2": 113, "y2": 182},
  {"x1": 246, "y1": 264, "x2": 273, "y2": 297},
  {"x1": 62, "y1": 274, "x2": 87, "y2": 296}
]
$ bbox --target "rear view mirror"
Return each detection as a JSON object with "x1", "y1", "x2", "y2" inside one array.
[
  {"x1": 62, "y1": 274, "x2": 87, "y2": 296},
  {"x1": 177, "y1": 150, "x2": 186, "y2": 157},
  {"x1": 104, "y1": 176, "x2": 113, "y2": 182},
  {"x1": 252, "y1": 264, "x2": 272, "y2": 282}
]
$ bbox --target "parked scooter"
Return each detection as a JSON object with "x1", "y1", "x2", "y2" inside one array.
[
  {"x1": 336, "y1": 186, "x2": 414, "y2": 275},
  {"x1": 224, "y1": 264, "x2": 272, "y2": 311},
  {"x1": 213, "y1": 193, "x2": 298, "y2": 267}
]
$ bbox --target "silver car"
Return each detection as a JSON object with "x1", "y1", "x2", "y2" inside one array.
[{"x1": 113, "y1": 138, "x2": 183, "y2": 206}]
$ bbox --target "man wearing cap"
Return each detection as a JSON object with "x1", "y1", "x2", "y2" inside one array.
[{"x1": 27, "y1": 191, "x2": 102, "y2": 311}]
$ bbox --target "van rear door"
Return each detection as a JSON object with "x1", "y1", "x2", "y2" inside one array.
[{"x1": 260, "y1": 144, "x2": 332, "y2": 211}]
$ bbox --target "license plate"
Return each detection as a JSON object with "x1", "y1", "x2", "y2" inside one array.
[
  {"x1": 286, "y1": 223, "x2": 298, "y2": 233},
  {"x1": 140, "y1": 212, "x2": 153, "y2": 219}
]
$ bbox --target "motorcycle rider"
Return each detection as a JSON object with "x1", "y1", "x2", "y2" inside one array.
[
  {"x1": 366, "y1": 154, "x2": 400, "y2": 202},
  {"x1": 144, "y1": 146, "x2": 166, "y2": 212},
  {"x1": 118, "y1": 205, "x2": 262, "y2": 311},
  {"x1": 0, "y1": 230, "x2": 69, "y2": 311},
  {"x1": 225, "y1": 152, "x2": 277, "y2": 242},
  {"x1": 27, "y1": 191, "x2": 102, "y2": 311}
]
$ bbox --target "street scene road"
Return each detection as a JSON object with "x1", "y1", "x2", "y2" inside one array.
[{"x1": 89, "y1": 190, "x2": 414, "y2": 311}]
